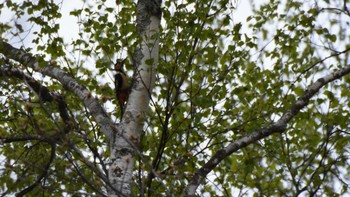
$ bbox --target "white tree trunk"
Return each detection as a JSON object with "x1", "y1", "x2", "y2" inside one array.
[{"x1": 108, "y1": 0, "x2": 161, "y2": 196}]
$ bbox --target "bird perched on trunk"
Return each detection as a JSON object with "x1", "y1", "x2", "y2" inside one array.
[{"x1": 114, "y1": 59, "x2": 130, "y2": 118}]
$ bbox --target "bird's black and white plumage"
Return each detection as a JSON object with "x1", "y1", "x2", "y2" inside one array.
[{"x1": 114, "y1": 59, "x2": 129, "y2": 118}]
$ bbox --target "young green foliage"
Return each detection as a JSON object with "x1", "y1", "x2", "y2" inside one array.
[{"x1": 1, "y1": 0, "x2": 350, "y2": 196}]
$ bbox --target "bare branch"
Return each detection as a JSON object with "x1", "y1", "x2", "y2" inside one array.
[{"x1": 184, "y1": 64, "x2": 350, "y2": 196}]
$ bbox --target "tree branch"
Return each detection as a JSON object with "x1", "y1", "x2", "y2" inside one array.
[
  {"x1": 68, "y1": 143, "x2": 109, "y2": 185},
  {"x1": 16, "y1": 143, "x2": 56, "y2": 196},
  {"x1": 66, "y1": 141, "x2": 129, "y2": 197},
  {"x1": 0, "y1": 40, "x2": 114, "y2": 140},
  {"x1": 184, "y1": 64, "x2": 350, "y2": 196},
  {"x1": 0, "y1": 64, "x2": 54, "y2": 102},
  {"x1": 0, "y1": 135, "x2": 51, "y2": 144},
  {"x1": 0, "y1": 64, "x2": 74, "y2": 133},
  {"x1": 65, "y1": 152, "x2": 108, "y2": 197}
]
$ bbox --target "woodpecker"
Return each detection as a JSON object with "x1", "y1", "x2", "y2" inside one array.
[{"x1": 114, "y1": 59, "x2": 129, "y2": 118}]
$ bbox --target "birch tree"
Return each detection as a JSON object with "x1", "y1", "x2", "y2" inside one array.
[{"x1": 1, "y1": 0, "x2": 350, "y2": 196}]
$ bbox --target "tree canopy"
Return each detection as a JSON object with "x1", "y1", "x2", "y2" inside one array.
[{"x1": 1, "y1": 0, "x2": 350, "y2": 196}]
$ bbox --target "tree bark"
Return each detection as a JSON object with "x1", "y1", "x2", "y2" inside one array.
[{"x1": 107, "y1": 0, "x2": 162, "y2": 196}]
